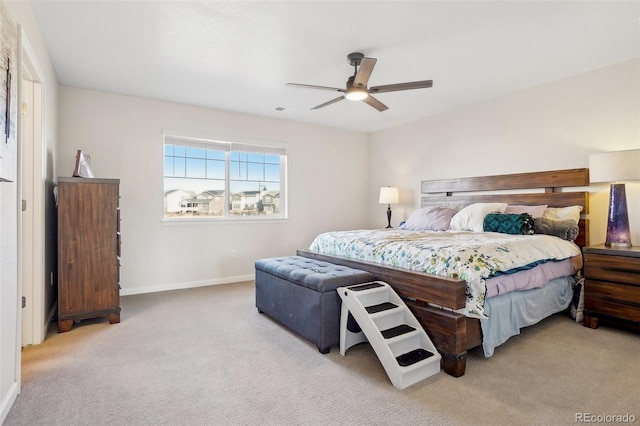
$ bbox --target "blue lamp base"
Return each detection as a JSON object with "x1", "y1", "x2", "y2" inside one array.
[{"x1": 605, "y1": 183, "x2": 632, "y2": 248}]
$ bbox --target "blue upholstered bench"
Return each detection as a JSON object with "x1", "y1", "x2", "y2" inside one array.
[{"x1": 255, "y1": 256, "x2": 374, "y2": 353}]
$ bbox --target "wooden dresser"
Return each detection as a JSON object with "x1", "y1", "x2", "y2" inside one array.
[
  {"x1": 57, "y1": 177, "x2": 121, "y2": 332},
  {"x1": 582, "y1": 244, "x2": 640, "y2": 330}
]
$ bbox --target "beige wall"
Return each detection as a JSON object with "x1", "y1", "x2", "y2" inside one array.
[
  {"x1": 367, "y1": 59, "x2": 640, "y2": 246},
  {"x1": 58, "y1": 87, "x2": 369, "y2": 294}
]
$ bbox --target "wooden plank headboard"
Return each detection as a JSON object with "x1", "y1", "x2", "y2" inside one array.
[{"x1": 420, "y1": 168, "x2": 590, "y2": 247}]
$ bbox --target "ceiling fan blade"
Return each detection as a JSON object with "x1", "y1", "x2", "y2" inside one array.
[
  {"x1": 286, "y1": 83, "x2": 345, "y2": 92},
  {"x1": 362, "y1": 95, "x2": 388, "y2": 112},
  {"x1": 369, "y1": 80, "x2": 433, "y2": 94},
  {"x1": 353, "y1": 57, "x2": 377, "y2": 88},
  {"x1": 311, "y1": 96, "x2": 345, "y2": 110}
]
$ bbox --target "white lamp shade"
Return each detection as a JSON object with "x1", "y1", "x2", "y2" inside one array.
[
  {"x1": 379, "y1": 187, "x2": 399, "y2": 204},
  {"x1": 589, "y1": 149, "x2": 640, "y2": 183}
]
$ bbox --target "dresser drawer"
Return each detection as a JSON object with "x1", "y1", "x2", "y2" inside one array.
[{"x1": 583, "y1": 253, "x2": 640, "y2": 286}]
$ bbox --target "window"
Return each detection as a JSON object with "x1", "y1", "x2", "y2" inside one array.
[{"x1": 163, "y1": 134, "x2": 286, "y2": 219}]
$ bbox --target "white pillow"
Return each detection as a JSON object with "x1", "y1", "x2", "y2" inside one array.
[
  {"x1": 400, "y1": 207, "x2": 457, "y2": 231},
  {"x1": 504, "y1": 204, "x2": 548, "y2": 218},
  {"x1": 542, "y1": 206, "x2": 583, "y2": 225},
  {"x1": 449, "y1": 203, "x2": 508, "y2": 232}
]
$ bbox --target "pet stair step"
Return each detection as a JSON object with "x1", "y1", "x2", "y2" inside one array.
[
  {"x1": 365, "y1": 302, "x2": 398, "y2": 314},
  {"x1": 347, "y1": 282, "x2": 385, "y2": 291},
  {"x1": 396, "y1": 348, "x2": 435, "y2": 367},
  {"x1": 381, "y1": 324, "x2": 416, "y2": 339}
]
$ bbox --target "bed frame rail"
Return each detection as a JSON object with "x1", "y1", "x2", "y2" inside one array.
[{"x1": 296, "y1": 249, "x2": 467, "y2": 309}]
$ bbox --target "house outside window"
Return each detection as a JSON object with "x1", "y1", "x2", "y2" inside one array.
[{"x1": 163, "y1": 134, "x2": 287, "y2": 220}]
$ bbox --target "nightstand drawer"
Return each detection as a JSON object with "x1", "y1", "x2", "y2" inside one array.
[
  {"x1": 585, "y1": 279, "x2": 640, "y2": 305},
  {"x1": 585, "y1": 300, "x2": 640, "y2": 322},
  {"x1": 583, "y1": 253, "x2": 640, "y2": 286},
  {"x1": 584, "y1": 280, "x2": 640, "y2": 322}
]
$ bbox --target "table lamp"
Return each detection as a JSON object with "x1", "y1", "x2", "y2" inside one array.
[
  {"x1": 589, "y1": 149, "x2": 640, "y2": 247},
  {"x1": 379, "y1": 186, "x2": 399, "y2": 228}
]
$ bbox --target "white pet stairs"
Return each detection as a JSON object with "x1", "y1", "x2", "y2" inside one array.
[{"x1": 337, "y1": 281, "x2": 441, "y2": 389}]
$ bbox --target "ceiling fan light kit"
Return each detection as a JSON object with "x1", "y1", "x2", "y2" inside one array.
[
  {"x1": 345, "y1": 86, "x2": 368, "y2": 101},
  {"x1": 287, "y1": 52, "x2": 433, "y2": 111}
]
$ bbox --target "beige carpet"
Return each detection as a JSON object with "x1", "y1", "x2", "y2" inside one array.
[{"x1": 5, "y1": 281, "x2": 639, "y2": 425}]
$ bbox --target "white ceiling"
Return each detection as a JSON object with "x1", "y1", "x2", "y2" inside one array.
[{"x1": 31, "y1": 1, "x2": 640, "y2": 133}]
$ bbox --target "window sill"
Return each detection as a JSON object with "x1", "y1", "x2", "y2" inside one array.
[{"x1": 161, "y1": 216, "x2": 289, "y2": 226}]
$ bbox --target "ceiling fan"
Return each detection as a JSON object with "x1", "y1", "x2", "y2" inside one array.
[{"x1": 286, "y1": 52, "x2": 433, "y2": 112}]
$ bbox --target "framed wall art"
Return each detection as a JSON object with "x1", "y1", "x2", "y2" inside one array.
[{"x1": 0, "y1": 1, "x2": 17, "y2": 182}]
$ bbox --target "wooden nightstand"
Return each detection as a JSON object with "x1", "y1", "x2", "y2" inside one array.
[{"x1": 582, "y1": 244, "x2": 640, "y2": 330}]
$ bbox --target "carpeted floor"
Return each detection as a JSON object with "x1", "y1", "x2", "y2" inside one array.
[{"x1": 5, "y1": 281, "x2": 639, "y2": 425}]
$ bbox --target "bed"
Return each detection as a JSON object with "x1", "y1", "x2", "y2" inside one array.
[{"x1": 297, "y1": 168, "x2": 589, "y2": 377}]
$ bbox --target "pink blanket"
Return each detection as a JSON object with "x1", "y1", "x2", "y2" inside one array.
[{"x1": 485, "y1": 257, "x2": 579, "y2": 298}]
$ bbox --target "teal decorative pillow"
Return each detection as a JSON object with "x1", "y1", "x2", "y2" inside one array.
[{"x1": 483, "y1": 213, "x2": 534, "y2": 235}]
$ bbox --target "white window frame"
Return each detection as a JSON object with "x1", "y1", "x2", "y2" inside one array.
[{"x1": 163, "y1": 133, "x2": 287, "y2": 222}]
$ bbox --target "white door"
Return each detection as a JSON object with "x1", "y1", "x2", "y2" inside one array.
[
  {"x1": 20, "y1": 75, "x2": 44, "y2": 346},
  {"x1": 21, "y1": 78, "x2": 34, "y2": 346}
]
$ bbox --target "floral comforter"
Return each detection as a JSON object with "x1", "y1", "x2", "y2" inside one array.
[{"x1": 309, "y1": 229, "x2": 581, "y2": 318}]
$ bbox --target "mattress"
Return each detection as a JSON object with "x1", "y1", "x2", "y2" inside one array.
[{"x1": 309, "y1": 229, "x2": 581, "y2": 319}]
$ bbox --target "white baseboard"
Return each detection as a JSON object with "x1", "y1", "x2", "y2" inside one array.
[
  {"x1": 120, "y1": 274, "x2": 254, "y2": 296},
  {"x1": 0, "y1": 382, "x2": 18, "y2": 424}
]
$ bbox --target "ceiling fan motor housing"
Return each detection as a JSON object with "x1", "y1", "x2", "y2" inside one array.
[{"x1": 347, "y1": 52, "x2": 365, "y2": 67}]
